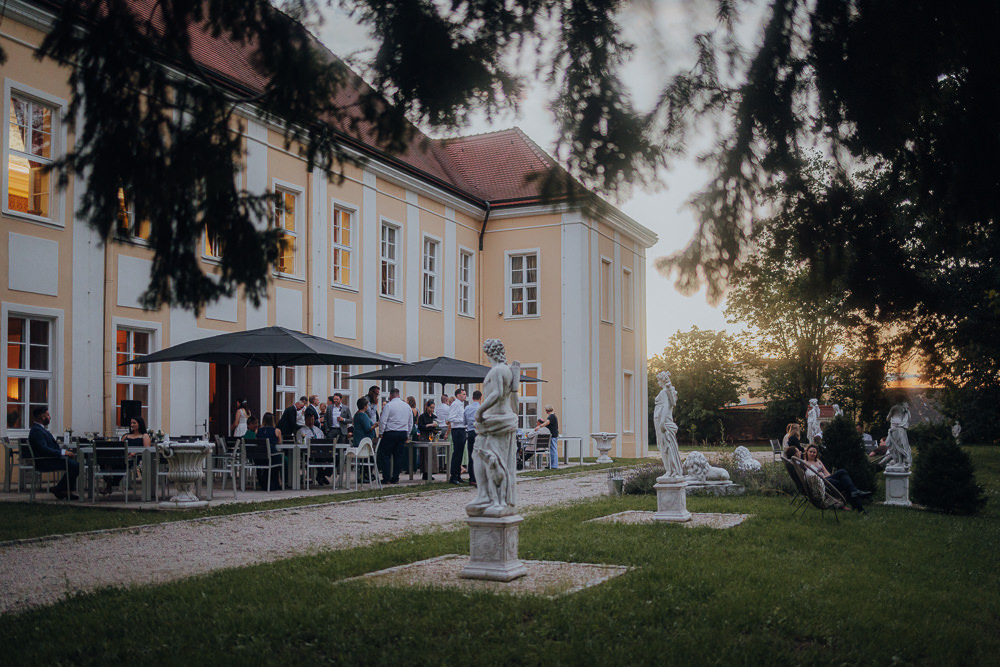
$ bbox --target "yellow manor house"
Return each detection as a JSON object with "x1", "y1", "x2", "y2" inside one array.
[{"x1": 1, "y1": 0, "x2": 655, "y2": 468}]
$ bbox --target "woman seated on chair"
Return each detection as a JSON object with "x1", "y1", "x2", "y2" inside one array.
[
  {"x1": 802, "y1": 443, "x2": 871, "y2": 512},
  {"x1": 353, "y1": 397, "x2": 376, "y2": 446},
  {"x1": 103, "y1": 416, "x2": 150, "y2": 495}
]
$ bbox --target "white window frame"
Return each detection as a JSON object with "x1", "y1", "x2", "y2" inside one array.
[
  {"x1": 505, "y1": 249, "x2": 540, "y2": 319},
  {"x1": 622, "y1": 267, "x2": 634, "y2": 330},
  {"x1": 623, "y1": 370, "x2": 634, "y2": 434},
  {"x1": 276, "y1": 365, "x2": 299, "y2": 410},
  {"x1": 113, "y1": 320, "x2": 162, "y2": 430},
  {"x1": 271, "y1": 179, "x2": 303, "y2": 279},
  {"x1": 3, "y1": 81, "x2": 67, "y2": 227},
  {"x1": 600, "y1": 256, "x2": 614, "y2": 324},
  {"x1": 2, "y1": 303, "x2": 64, "y2": 436},
  {"x1": 517, "y1": 364, "x2": 541, "y2": 431},
  {"x1": 421, "y1": 234, "x2": 441, "y2": 310},
  {"x1": 458, "y1": 247, "x2": 475, "y2": 318},
  {"x1": 331, "y1": 199, "x2": 357, "y2": 291},
  {"x1": 380, "y1": 219, "x2": 402, "y2": 300},
  {"x1": 330, "y1": 364, "x2": 352, "y2": 405}
]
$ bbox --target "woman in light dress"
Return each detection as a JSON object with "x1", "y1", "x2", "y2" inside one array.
[
  {"x1": 231, "y1": 400, "x2": 250, "y2": 438},
  {"x1": 653, "y1": 371, "x2": 684, "y2": 479}
]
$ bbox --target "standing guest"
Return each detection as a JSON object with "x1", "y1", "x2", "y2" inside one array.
[
  {"x1": 463, "y1": 390, "x2": 482, "y2": 486},
  {"x1": 27, "y1": 405, "x2": 79, "y2": 500},
  {"x1": 407, "y1": 396, "x2": 419, "y2": 431},
  {"x1": 230, "y1": 399, "x2": 250, "y2": 437},
  {"x1": 304, "y1": 394, "x2": 320, "y2": 426},
  {"x1": 417, "y1": 400, "x2": 439, "y2": 439},
  {"x1": 781, "y1": 423, "x2": 804, "y2": 458},
  {"x1": 535, "y1": 404, "x2": 560, "y2": 469},
  {"x1": 353, "y1": 397, "x2": 377, "y2": 446},
  {"x1": 317, "y1": 401, "x2": 327, "y2": 430},
  {"x1": 440, "y1": 394, "x2": 452, "y2": 409},
  {"x1": 244, "y1": 415, "x2": 259, "y2": 440},
  {"x1": 325, "y1": 393, "x2": 352, "y2": 444},
  {"x1": 365, "y1": 386, "x2": 381, "y2": 428},
  {"x1": 276, "y1": 397, "x2": 304, "y2": 439},
  {"x1": 378, "y1": 388, "x2": 413, "y2": 484},
  {"x1": 446, "y1": 388, "x2": 469, "y2": 485}
]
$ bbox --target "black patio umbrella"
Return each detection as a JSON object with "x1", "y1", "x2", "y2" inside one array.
[
  {"x1": 122, "y1": 326, "x2": 402, "y2": 413},
  {"x1": 349, "y1": 355, "x2": 544, "y2": 399}
]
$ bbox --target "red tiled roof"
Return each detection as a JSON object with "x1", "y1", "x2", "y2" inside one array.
[{"x1": 115, "y1": 0, "x2": 573, "y2": 206}]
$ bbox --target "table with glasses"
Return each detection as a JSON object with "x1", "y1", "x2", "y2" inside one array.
[
  {"x1": 275, "y1": 441, "x2": 350, "y2": 490},
  {"x1": 73, "y1": 442, "x2": 160, "y2": 502},
  {"x1": 405, "y1": 439, "x2": 452, "y2": 482}
]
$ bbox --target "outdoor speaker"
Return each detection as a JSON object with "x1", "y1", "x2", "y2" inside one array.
[{"x1": 121, "y1": 400, "x2": 142, "y2": 427}]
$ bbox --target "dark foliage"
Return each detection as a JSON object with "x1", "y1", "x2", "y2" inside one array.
[
  {"x1": 820, "y1": 416, "x2": 876, "y2": 493},
  {"x1": 623, "y1": 462, "x2": 663, "y2": 495},
  {"x1": 940, "y1": 385, "x2": 1000, "y2": 446},
  {"x1": 911, "y1": 423, "x2": 987, "y2": 515}
]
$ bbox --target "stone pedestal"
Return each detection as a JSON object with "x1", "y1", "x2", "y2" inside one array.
[
  {"x1": 653, "y1": 478, "x2": 691, "y2": 522},
  {"x1": 884, "y1": 465, "x2": 912, "y2": 507},
  {"x1": 157, "y1": 441, "x2": 212, "y2": 510},
  {"x1": 461, "y1": 514, "x2": 528, "y2": 581}
]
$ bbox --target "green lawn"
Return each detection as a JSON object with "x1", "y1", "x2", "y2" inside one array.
[{"x1": 2, "y1": 448, "x2": 997, "y2": 665}]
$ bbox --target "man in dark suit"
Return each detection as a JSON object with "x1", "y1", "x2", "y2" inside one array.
[
  {"x1": 27, "y1": 405, "x2": 80, "y2": 500},
  {"x1": 276, "y1": 397, "x2": 304, "y2": 439}
]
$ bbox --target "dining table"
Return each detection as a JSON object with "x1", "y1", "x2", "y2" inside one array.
[
  {"x1": 275, "y1": 441, "x2": 350, "y2": 490},
  {"x1": 404, "y1": 439, "x2": 452, "y2": 482},
  {"x1": 73, "y1": 442, "x2": 160, "y2": 502}
]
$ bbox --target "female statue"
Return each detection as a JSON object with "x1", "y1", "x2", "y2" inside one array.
[
  {"x1": 806, "y1": 398, "x2": 822, "y2": 444},
  {"x1": 466, "y1": 339, "x2": 520, "y2": 517},
  {"x1": 885, "y1": 402, "x2": 912, "y2": 469},
  {"x1": 653, "y1": 371, "x2": 684, "y2": 480}
]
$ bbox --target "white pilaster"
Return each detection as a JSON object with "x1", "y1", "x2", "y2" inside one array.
[
  {"x1": 362, "y1": 169, "x2": 378, "y2": 355},
  {"x1": 614, "y1": 232, "x2": 623, "y2": 457},
  {"x1": 443, "y1": 206, "x2": 457, "y2": 357},
  {"x1": 560, "y1": 212, "x2": 590, "y2": 456},
  {"x1": 589, "y1": 225, "x2": 600, "y2": 455}
]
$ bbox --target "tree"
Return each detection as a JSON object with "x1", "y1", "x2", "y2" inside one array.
[{"x1": 647, "y1": 327, "x2": 745, "y2": 444}]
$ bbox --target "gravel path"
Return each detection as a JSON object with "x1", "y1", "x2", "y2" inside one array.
[{"x1": 0, "y1": 470, "x2": 611, "y2": 615}]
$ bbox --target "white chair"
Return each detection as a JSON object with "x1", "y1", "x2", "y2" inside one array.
[
  {"x1": 206, "y1": 436, "x2": 239, "y2": 500},
  {"x1": 345, "y1": 437, "x2": 381, "y2": 491},
  {"x1": 770, "y1": 439, "x2": 782, "y2": 462},
  {"x1": 524, "y1": 433, "x2": 551, "y2": 470}
]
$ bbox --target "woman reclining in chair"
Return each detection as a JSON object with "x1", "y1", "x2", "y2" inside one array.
[{"x1": 802, "y1": 442, "x2": 871, "y2": 513}]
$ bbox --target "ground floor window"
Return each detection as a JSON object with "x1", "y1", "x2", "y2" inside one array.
[
  {"x1": 5, "y1": 314, "x2": 52, "y2": 430},
  {"x1": 115, "y1": 327, "x2": 151, "y2": 425},
  {"x1": 517, "y1": 366, "x2": 539, "y2": 431},
  {"x1": 277, "y1": 366, "x2": 297, "y2": 411}
]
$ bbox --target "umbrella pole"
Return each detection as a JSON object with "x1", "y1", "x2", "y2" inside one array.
[{"x1": 273, "y1": 364, "x2": 280, "y2": 416}]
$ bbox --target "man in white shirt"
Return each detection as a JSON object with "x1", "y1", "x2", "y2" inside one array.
[
  {"x1": 462, "y1": 390, "x2": 481, "y2": 487},
  {"x1": 295, "y1": 411, "x2": 324, "y2": 443},
  {"x1": 446, "y1": 388, "x2": 468, "y2": 485},
  {"x1": 377, "y1": 387, "x2": 413, "y2": 484}
]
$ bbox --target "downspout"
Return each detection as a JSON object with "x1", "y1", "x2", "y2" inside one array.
[{"x1": 477, "y1": 201, "x2": 491, "y2": 363}]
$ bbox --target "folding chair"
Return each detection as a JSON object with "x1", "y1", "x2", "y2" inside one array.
[{"x1": 303, "y1": 438, "x2": 337, "y2": 490}]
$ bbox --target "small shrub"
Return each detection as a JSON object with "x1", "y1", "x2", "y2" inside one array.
[
  {"x1": 822, "y1": 416, "x2": 877, "y2": 492},
  {"x1": 911, "y1": 423, "x2": 987, "y2": 515},
  {"x1": 714, "y1": 456, "x2": 798, "y2": 496},
  {"x1": 623, "y1": 462, "x2": 664, "y2": 495}
]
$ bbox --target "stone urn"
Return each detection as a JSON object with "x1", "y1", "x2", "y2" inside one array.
[
  {"x1": 157, "y1": 440, "x2": 212, "y2": 509},
  {"x1": 590, "y1": 432, "x2": 617, "y2": 463}
]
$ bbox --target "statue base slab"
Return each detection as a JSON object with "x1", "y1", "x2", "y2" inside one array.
[
  {"x1": 653, "y1": 480, "x2": 691, "y2": 522},
  {"x1": 685, "y1": 482, "x2": 745, "y2": 497},
  {"x1": 159, "y1": 498, "x2": 210, "y2": 510},
  {"x1": 884, "y1": 466, "x2": 912, "y2": 507},
  {"x1": 461, "y1": 514, "x2": 528, "y2": 581}
]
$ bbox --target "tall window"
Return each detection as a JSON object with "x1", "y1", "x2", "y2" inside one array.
[
  {"x1": 7, "y1": 94, "x2": 55, "y2": 219},
  {"x1": 204, "y1": 227, "x2": 223, "y2": 259},
  {"x1": 422, "y1": 236, "x2": 440, "y2": 308},
  {"x1": 276, "y1": 366, "x2": 297, "y2": 409},
  {"x1": 332, "y1": 205, "x2": 353, "y2": 287},
  {"x1": 458, "y1": 250, "x2": 474, "y2": 316},
  {"x1": 421, "y1": 380, "x2": 436, "y2": 410},
  {"x1": 508, "y1": 252, "x2": 538, "y2": 317},
  {"x1": 273, "y1": 186, "x2": 298, "y2": 275},
  {"x1": 115, "y1": 328, "x2": 151, "y2": 424},
  {"x1": 600, "y1": 257, "x2": 614, "y2": 323},
  {"x1": 622, "y1": 267, "x2": 634, "y2": 329},
  {"x1": 517, "y1": 366, "x2": 539, "y2": 430},
  {"x1": 5, "y1": 315, "x2": 52, "y2": 430},
  {"x1": 116, "y1": 188, "x2": 151, "y2": 242},
  {"x1": 623, "y1": 371, "x2": 633, "y2": 433},
  {"x1": 381, "y1": 223, "x2": 399, "y2": 298},
  {"x1": 331, "y1": 364, "x2": 352, "y2": 403}
]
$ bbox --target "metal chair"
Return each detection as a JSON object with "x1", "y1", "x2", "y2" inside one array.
[
  {"x1": 2, "y1": 436, "x2": 19, "y2": 493},
  {"x1": 242, "y1": 438, "x2": 283, "y2": 491},
  {"x1": 92, "y1": 439, "x2": 137, "y2": 503},
  {"x1": 770, "y1": 439, "x2": 782, "y2": 462},
  {"x1": 345, "y1": 437, "x2": 381, "y2": 491},
  {"x1": 523, "y1": 433, "x2": 551, "y2": 469},
  {"x1": 789, "y1": 457, "x2": 847, "y2": 523},
  {"x1": 207, "y1": 436, "x2": 239, "y2": 500},
  {"x1": 303, "y1": 438, "x2": 337, "y2": 490},
  {"x1": 17, "y1": 437, "x2": 70, "y2": 501}
]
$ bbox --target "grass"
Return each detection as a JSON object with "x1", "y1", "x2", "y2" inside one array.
[{"x1": 2, "y1": 448, "x2": 998, "y2": 665}]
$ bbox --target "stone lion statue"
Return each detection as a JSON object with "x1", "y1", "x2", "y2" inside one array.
[
  {"x1": 733, "y1": 446, "x2": 762, "y2": 472},
  {"x1": 683, "y1": 451, "x2": 731, "y2": 483}
]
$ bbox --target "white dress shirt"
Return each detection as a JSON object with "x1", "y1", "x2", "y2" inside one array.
[
  {"x1": 447, "y1": 399, "x2": 467, "y2": 428},
  {"x1": 379, "y1": 397, "x2": 414, "y2": 433}
]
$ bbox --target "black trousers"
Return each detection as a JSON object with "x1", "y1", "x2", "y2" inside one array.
[
  {"x1": 449, "y1": 428, "x2": 475, "y2": 483},
  {"x1": 377, "y1": 431, "x2": 408, "y2": 483}
]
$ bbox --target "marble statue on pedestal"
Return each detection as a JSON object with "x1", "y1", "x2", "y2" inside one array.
[
  {"x1": 733, "y1": 446, "x2": 762, "y2": 472},
  {"x1": 885, "y1": 401, "x2": 912, "y2": 469},
  {"x1": 653, "y1": 371, "x2": 684, "y2": 481},
  {"x1": 952, "y1": 421, "x2": 961, "y2": 443},
  {"x1": 466, "y1": 339, "x2": 520, "y2": 518},
  {"x1": 832, "y1": 404, "x2": 843, "y2": 417},
  {"x1": 683, "y1": 451, "x2": 731, "y2": 483},
  {"x1": 806, "y1": 398, "x2": 822, "y2": 443}
]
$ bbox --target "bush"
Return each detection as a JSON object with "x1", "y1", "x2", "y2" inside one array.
[
  {"x1": 623, "y1": 463, "x2": 664, "y2": 495},
  {"x1": 714, "y1": 455, "x2": 799, "y2": 496},
  {"x1": 911, "y1": 423, "x2": 987, "y2": 515},
  {"x1": 821, "y1": 415, "x2": 877, "y2": 493}
]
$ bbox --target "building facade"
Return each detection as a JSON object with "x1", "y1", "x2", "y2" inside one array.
[{"x1": 1, "y1": 0, "x2": 655, "y2": 471}]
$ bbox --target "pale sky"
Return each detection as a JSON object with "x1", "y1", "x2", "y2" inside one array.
[{"x1": 316, "y1": 3, "x2": 748, "y2": 355}]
